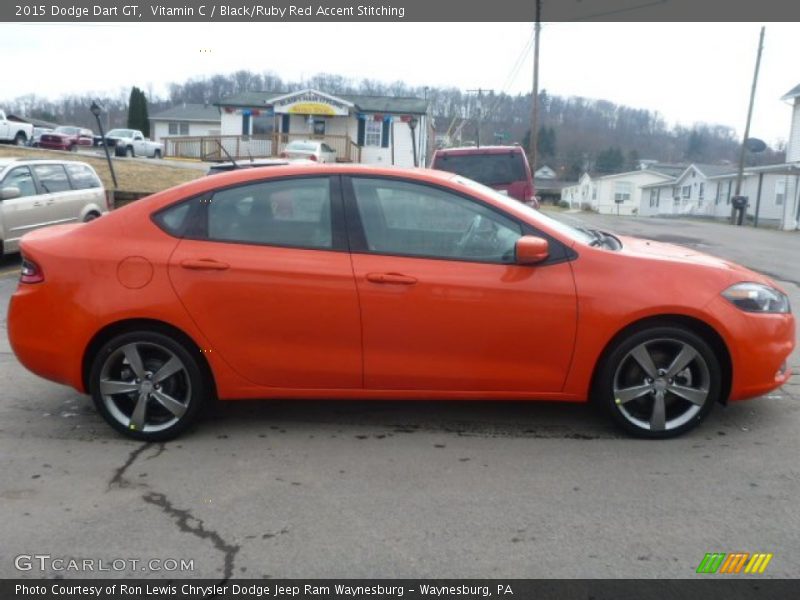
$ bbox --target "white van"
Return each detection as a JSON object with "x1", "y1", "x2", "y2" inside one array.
[{"x1": 0, "y1": 158, "x2": 108, "y2": 257}]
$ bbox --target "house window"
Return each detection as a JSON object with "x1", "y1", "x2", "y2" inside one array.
[
  {"x1": 714, "y1": 183, "x2": 721, "y2": 205},
  {"x1": 252, "y1": 113, "x2": 273, "y2": 135},
  {"x1": 364, "y1": 120, "x2": 382, "y2": 147},
  {"x1": 592, "y1": 187, "x2": 597, "y2": 200},
  {"x1": 168, "y1": 122, "x2": 178, "y2": 135},
  {"x1": 698, "y1": 183, "x2": 704, "y2": 201},
  {"x1": 614, "y1": 182, "x2": 632, "y2": 202},
  {"x1": 313, "y1": 119, "x2": 326, "y2": 136},
  {"x1": 180, "y1": 123, "x2": 189, "y2": 135},
  {"x1": 682, "y1": 185, "x2": 691, "y2": 199},
  {"x1": 242, "y1": 113, "x2": 251, "y2": 136},
  {"x1": 726, "y1": 181, "x2": 732, "y2": 204},
  {"x1": 776, "y1": 179, "x2": 786, "y2": 205},
  {"x1": 649, "y1": 189, "x2": 658, "y2": 207}
]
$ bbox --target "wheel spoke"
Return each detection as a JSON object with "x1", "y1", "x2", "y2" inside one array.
[
  {"x1": 630, "y1": 344, "x2": 658, "y2": 379},
  {"x1": 129, "y1": 392, "x2": 149, "y2": 431},
  {"x1": 152, "y1": 389, "x2": 187, "y2": 418},
  {"x1": 666, "y1": 344, "x2": 698, "y2": 378},
  {"x1": 669, "y1": 383, "x2": 708, "y2": 406},
  {"x1": 614, "y1": 383, "x2": 653, "y2": 404},
  {"x1": 121, "y1": 343, "x2": 146, "y2": 379},
  {"x1": 99, "y1": 379, "x2": 138, "y2": 395},
  {"x1": 153, "y1": 356, "x2": 184, "y2": 384},
  {"x1": 650, "y1": 390, "x2": 666, "y2": 431}
]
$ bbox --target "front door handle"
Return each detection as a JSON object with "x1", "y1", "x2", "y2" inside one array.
[
  {"x1": 180, "y1": 259, "x2": 230, "y2": 271},
  {"x1": 365, "y1": 272, "x2": 417, "y2": 285}
]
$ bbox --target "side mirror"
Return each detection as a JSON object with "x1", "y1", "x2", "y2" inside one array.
[
  {"x1": 515, "y1": 235, "x2": 549, "y2": 265},
  {"x1": 0, "y1": 186, "x2": 21, "y2": 201}
]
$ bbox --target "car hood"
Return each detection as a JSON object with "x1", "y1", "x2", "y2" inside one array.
[{"x1": 617, "y1": 234, "x2": 777, "y2": 286}]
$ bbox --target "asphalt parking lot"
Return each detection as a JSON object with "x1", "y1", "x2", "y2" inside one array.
[{"x1": 1, "y1": 213, "x2": 798, "y2": 579}]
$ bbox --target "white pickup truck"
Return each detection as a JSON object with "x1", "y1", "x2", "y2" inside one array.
[
  {"x1": 0, "y1": 110, "x2": 34, "y2": 145},
  {"x1": 103, "y1": 128, "x2": 164, "y2": 158}
]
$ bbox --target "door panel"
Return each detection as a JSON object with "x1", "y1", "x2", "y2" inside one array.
[
  {"x1": 351, "y1": 254, "x2": 577, "y2": 391},
  {"x1": 0, "y1": 166, "x2": 42, "y2": 249},
  {"x1": 166, "y1": 175, "x2": 361, "y2": 389},
  {"x1": 346, "y1": 176, "x2": 578, "y2": 392}
]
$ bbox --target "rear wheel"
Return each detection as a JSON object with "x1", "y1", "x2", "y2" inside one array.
[
  {"x1": 69, "y1": 144, "x2": 78, "y2": 152},
  {"x1": 14, "y1": 132, "x2": 26, "y2": 146},
  {"x1": 89, "y1": 331, "x2": 208, "y2": 441},
  {"x1": 83, "y1": 211, "x2": 101, "y2": 222},
  {"x1": 153, "y1": 149, "x2": 162, "y2": 159},
  {"x1": 596, "y1": 326, "x2": 721, "y2": 439}
]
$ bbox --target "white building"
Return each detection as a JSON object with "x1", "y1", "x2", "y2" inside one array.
[
  {"x1": 562, "y1": 169, "x2": 674, "y2": 215},
  {"x1": 783, "y1": 82, "x2": 800, "y2": 164},
  {"x1": 208, "y1": 89, "x2": 430, "y2": 167},
  {"x1": 149, "y1": 103, "x2": 220, "y2": 144}
]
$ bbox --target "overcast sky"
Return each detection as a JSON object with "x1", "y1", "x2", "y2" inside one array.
[{"x1": 3, "y1": 22, "x2": 798, "y2": 146}]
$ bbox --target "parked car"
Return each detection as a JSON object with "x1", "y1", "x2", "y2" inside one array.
[
  {"x1": 102, "y1": 129, "x2": 164, "y2": 158},
  {"x1": 7, "y1": 165, "x2": 794, "y2": 441},
  {"x1": 0, "y1": 158, "x2": 107, "y2": 257},
  {"x1": 0, "y1": 110, "x2": 34, "y2": 145},
  {"x1": 430, "y1": 145, "x2": 538, "y2": 208},
  {"x1": 38, "y1": 126, "x2": 94, "y2": 152},
  {"x1": 280, "y1": 140, "x2": 337, "y2": 162},
  {"x1": 28, "y1": 127, "x2": 53, "y2": 147}
]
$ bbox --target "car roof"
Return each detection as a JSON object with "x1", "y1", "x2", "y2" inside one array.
[{"x1": 0, "y1": 158, "x2": 95, "y2": 168}]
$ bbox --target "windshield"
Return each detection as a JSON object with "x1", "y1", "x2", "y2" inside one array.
[
  {"x1": 55, "y1": 126, "x2": 78, "y2": 135},
  {"x1": 455, "y1": 176, "x2": 595, "y2": 245},
  {"x1": 434, "y1": 152, "x2": 526, "y2": 186}
]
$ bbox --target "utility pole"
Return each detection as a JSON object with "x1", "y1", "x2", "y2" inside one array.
[
  {"x1": 467, "y1": 88, "x2": 493, "y2": 148},
  {"x1": 529, "y1": 0, "x2": 542, "y2": 170},
  {"x1": 732, "y1": 26, "x2": 765, "y2": 226}
]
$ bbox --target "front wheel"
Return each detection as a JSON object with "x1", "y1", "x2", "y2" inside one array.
[
  {"x1": 89, "y1": 331, "x2": 208, "y2": 440},
  {"x1": 125, "y1": 146, "x2": 134, "y2": 157},
  {"x1": 595, "y1": 326, "x2": 721, "y2": 439}
]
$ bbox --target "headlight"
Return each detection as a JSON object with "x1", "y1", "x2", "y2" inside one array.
[{"x1": 722, "y1": 282, "x2": 791, "y2": 314}]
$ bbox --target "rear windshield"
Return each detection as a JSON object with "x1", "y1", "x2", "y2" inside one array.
[
  {"x1": 433, "y1": 152, "x2": 527, "y2": 186},
  {"x1": 287, "y1": 141, "x2": 317, "y2": 151}
]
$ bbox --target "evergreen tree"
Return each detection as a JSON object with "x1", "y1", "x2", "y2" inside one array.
[
  {"x1": 127, "y1": 87, "x2": 150, "y2": 137},
  {"x1": 595, "y1": 147, "x2": 625, "y2": 174}
]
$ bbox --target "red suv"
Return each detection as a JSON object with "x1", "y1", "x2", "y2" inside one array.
[
  {"x1": 39, "y1": 126, "x2": 94, "y2": 152},
  {"x1": 430, "y1": 145, "x2": 538, "y2": 208}
]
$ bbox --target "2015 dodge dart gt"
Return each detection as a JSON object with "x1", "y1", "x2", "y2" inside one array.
[{"x1": 7, "y1": 165, "x2": 795, "y2": 440}]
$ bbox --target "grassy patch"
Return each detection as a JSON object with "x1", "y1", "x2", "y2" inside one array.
[{"x1": 0, "y1": 145, "x2": 204, "y2": 194}]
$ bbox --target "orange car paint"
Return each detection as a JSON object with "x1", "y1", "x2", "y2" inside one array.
[{"x1": 7, "y1": 165, "x2": 795, "y2": 406}]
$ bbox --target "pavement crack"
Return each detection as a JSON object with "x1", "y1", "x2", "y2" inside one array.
[
  {"x1": 142, "y1": 491, "x2": 240, "y2": 581},
  {"x1": 108, "y1": 442, "x2": 152, "y2": 489}
]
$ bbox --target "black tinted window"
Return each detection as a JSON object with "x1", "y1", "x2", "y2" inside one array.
[
  {"x1": 65, "y1": 163, "x2": 101, "y2": 189},
  {"x1": 352, "y1": 178, "x2": 521, "y2": 263},
  {"x1": 154, "y1": 200, "x2": 193, "y2": 236},
  {"x1": 32, "y1": 164, "x2": 71, "y2": 193},
  {"x1": 208, "y1": 178, "x2": 332, "y2": 249},
  {"x1": 433, "y1": 152, "x2": 526, "y2": 186}
]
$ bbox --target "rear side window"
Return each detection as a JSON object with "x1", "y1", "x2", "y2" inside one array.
[
  {"x1": 433, "y1": 152, "x2": 526, "y2": 186},
  {"x1": 65, "y1": 163, "x2": 102, "y2": 189},
  {"x1": 208, "y1": 177, "x2": 332, "y2": 249},
  {"x1": 32, "y1": 164, "x2": 71, "y2": 193}
]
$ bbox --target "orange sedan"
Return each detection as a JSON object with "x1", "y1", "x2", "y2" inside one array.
[{"x1": 7, "y1": 165, "x2": 795, "y2": 440}]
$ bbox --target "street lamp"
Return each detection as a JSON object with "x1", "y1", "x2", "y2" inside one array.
[
  {"x1": 408, "y1": 116, "x2": 419, "y2": 167},
  {"x1": 90, "y1": 101, "x2": 118, "y2": 189}
]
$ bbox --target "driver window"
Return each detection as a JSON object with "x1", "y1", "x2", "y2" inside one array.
[
  {"x1": 351, "y1": 178, "x2": 522, "y2": 263},
  {"x1": 2, "y1": 166, "x2": 37, "y2": 197}
]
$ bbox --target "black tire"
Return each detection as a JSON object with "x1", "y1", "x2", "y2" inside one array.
[
  {"x1": 83, "y1": 211, "x2": 101, "y2": 222},
  {"x1": 89, "y1": 330, "x2": 209, "y2": 441},
  {"x1": 125, "y1": 146, "x2": 134, "y2": 157},
  {"x1": 69, "y1": 144, "x2": 78, "y2": 152},
  {"x1": 595, "y1": 325, "x2": 721, "y2": 439},
  {"x1": 14, "y1": 132, "x2": 26, "y2": 146},
  {"x1": 153, "y1": 149, "x2": 162, "y2": 159}
]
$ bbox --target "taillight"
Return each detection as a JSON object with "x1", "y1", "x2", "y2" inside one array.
[
  {"x1": 309, "y1": 154, "x2": 317, "y2": 161},
  {"x1": 20, "y1": 258, "x2": 44, "y2": 284},
  {"x1": 279, "y1": 152, "x2": 287, "y2": 158}
]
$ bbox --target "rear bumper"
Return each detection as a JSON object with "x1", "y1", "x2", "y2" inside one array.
[{"x1": 8, "y1": 282, "x2": 85, "y2": 391}]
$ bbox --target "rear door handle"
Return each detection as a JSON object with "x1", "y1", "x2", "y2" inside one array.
[
  {"x1": 180, "y1": 259, "x2": 230, "y2": 271},
  {"x1": 33, "y1": 201, "x2": 43, "y2": 207},
  {"x1": 365, "y1": 272, "x2": 417, "y2": 285}
]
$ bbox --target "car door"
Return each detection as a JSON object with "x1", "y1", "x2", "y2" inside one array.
[
  {"x1": 0, "y1": 166, "x2": 42, "y2": 251},
  {"x1": 166, "y1": 175, "x2": 362, "y2": 389},
  {"x1": 344, "y1": 175, "x2": 578, "y2": 393},
  {"x1": 30, "y1": 163, "x2": 81, "y2": 226},
  {"x1": 132, "y1": 134, "x2": 148, "y2": 156}
]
